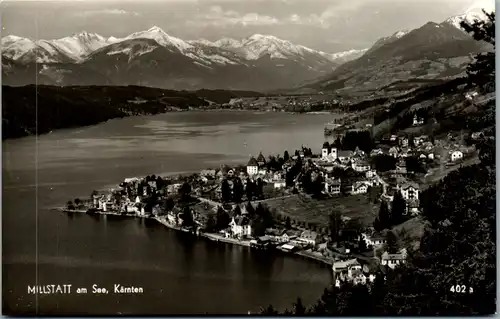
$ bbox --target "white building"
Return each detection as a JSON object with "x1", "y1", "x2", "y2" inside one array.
[
  {"x1": 351, "y1": 182, "x2": 369, "y2": 195},
  {"x1": 229, "y1": 216, "x2": 252, "y2": 238},
  {"x1": 274, "y1": 180, "x2": 286, "y2": 189},
  {"x1": 352, "y1": 160, "x2": 371, "y2": 172},
  {"x1": 398, "y1": 182, "x2": 420, "y2": 201},
  {"x1": 361, "y1": 233, "x2": 386, "y2": 247},
  {"x1": 365, "y1": 170, "x2": 377, "y2": 178},
  {"x1": 381, "y1": 248, "x2": 407, "y2": 269},
  {"x1": 247, "y1": 157, "x2": 259, "y2": 176},
  {"x1": 450, "y1": 150, "x2": 464, "y2": 162},
  {"x1": 298, "y1": 230, "x2": 319, "y2": 246},
  {"x1": 325, "y1": 178, "x2": 341, "y2": 194}
]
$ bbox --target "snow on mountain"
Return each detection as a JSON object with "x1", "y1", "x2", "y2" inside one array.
[
  {"x1": 187, "y1": 39, "x2": 216, "y2": 47},
  {"x1": 1, "y1": 31, "x2": 120, "y2": 63},
  {"x1": 235, "y1": 34, "x2": 311, "y2": 60},
  {"x1": 319, "y1": 48, "x2": 369, "y2": 64},
  {"x1": 49, "y1": 31, "x2": 121, "y2": 61},
  {"x1": 213, "y1": 37, "x2": 242, "y2": 50},
  {"x1": 1, "y1": 36, "x2": 38, "y2": 60},
  {"x1": 443, "y1": 8, "x2": 491, "y2": 30},
  {"x1": 124, "y1": 26, "x2": 193, "y2": 52}
]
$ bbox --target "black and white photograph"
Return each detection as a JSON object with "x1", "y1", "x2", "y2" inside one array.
[{"x1": 1, "y1": 0, "x2": 496, "y2": 315}]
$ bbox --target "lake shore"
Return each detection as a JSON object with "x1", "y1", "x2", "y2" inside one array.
[{"x1": 56, "y1": 207, "x2": 334, "y2": 266}]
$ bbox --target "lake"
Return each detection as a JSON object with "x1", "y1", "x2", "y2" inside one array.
[{"x1": 2, "y1": 111, "x2": 337, "y2": 315}]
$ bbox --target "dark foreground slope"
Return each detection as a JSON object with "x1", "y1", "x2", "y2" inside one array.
[{"x1": 2, "y1": 85, "x2": 261, "y2": 139}]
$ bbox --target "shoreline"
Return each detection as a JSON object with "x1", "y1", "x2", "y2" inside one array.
[{"x1": 57, "y1": 208, "x2": 334, "y2": 267}]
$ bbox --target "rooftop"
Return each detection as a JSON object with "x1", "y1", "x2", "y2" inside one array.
[{"x1": 247, "y1": 157, "x2": 259, "y2": 166}]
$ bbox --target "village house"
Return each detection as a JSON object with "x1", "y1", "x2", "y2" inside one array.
[
  {"x1": 471, "y1": 132, "x2": 484, "y2": 140},
  {"x1": 352, "y1": 159, "x2": 371, "y2": 172},
  {"x1": 366, "y1": 169, "x2": 377, "y2": 178},
  {"x1": 362, "y1": 233, "x2": 386, "y2": 247},
  {"x1": 337, "y1": 150, "x2": 353, "y2": 164},
  {"x1": 370, "y1": 148, "x2": 384, "y2": 157},
  {"x1": 321, "y1": 144, "x2": 338, "y2": 162},
  {"x1": 353, "y1": 146, "x2": 366, "y2": 158},
  {"x1": 398, "y1": 182, "x2": 420, "y2": 201},
  {"x1": 465, "y1": 91, "x2": 478, "y2": 100},
  {"x1": 166, "y1": 183, "x2": 182, "y2": 195},
  {"x1": 345, "y1": 260, "x2": 376, "y2": 286},
  {"x1": 351, "y1": 182, "x2": 369, "y2": 195},
  {"x1": 200, "y1": 169, "x2": 217, "y2": 177},
  {"x1": 274, "y1": 179, "x2": 286, "y2": 189},
  {"x1": 413, "y1": 115, "x2": 424, "y2": 126},
  {"x1": 256, "y1": 152, "x2": 267, "y2": 167},
  {"x1": 381, "y1": 248, "x2": 408, "y2": 269},
  {"x1": 298, "y1": 230, "x2": 319, "y2": 246},
  {"x1": 281, "y1": 230, "x2": 301, "y2": 244},
  {"x1": 136, "y1": 204, "x2": 147, "y2": 217},
  {"x1": 389, "y1": 146, "x2": 399, "y2": 158},
  {"x1": 325, "y1": 178, "x2": 341, "y2": 194},
  {"x1": 450, "y1": 150, "x2": 464, "y2": 162},
  {"x1": 247, "y1": 157, "x2": 259, "y2": 176},
  {"x1": 229, "y1": 216, "x2": 252, "y2": 238}
]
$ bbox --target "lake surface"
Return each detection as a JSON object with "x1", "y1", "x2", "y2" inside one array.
[{"x1": 3, "y1": 111, "x2": 337, "y2": 315}]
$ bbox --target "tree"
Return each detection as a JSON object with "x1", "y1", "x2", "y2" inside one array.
[
  {"x1": 246, "y1": 178, "x2": 254, "y2": 201},
  {"x1": 221, "y1": 179, "x2": 231, "y2": 203},
  {"x1": 385, "y1": 230, "x2": 399, "y2": 254},
  {"x1": 283, "y1": 150, "x2": 290, "y2": 162},
  {"x1": 371, "y1": 155, "x2": 397, "y2": 172},
  {"x1": 165, "y1": 197, "x2": 175, "y2": 211},
  {"x1": 216, "y1": 206, "x2": 230, "y2": 230},
  {"x1": 460, "y1": 10, "x2": 495, "y2": 91},
  {"x1": 405, "y1": 156, "x2": 426, "y2": 174},
  {"x1": 232, "y1": 178, "x2": 244, "y2": 203},
  {"x1": 285, "y1": 216, "x2": 291, "y2": 229},
  {"x1": 255, "y1": 203, "x2": 265, "y2": 218},
  {"x1": 178, "y1": 182, "x2": 192, "y2": 201},
  {"x1": 233, "y1": 205, "x2": 242, "y2": 216},
  {"x1": 246, "y1": 202, "x2": 255, "y2": 217},
  {"x1": 358, "y1": 236, "x2": 367, "y2": 252},
  {"x1": 391, "y1": 191, "x2": 406, "y2": 225},
  {"x1": 377, "y1": 201, "x2": 391, "y2": 230},
  {"x1": 206, "y1": 214, "x2": 217, "y2": 232},
  {"x1": 311, "y1": 174, "x2": 325, "y2": 198},
  {"x1": 260, "y1": 305, "x2": 278, "y2": 315},
  {"x1": 292, "y1": 297, "x2": 306, "y2": 315},
  {"x1": 74, "y1": 198, "x2": 81, "y2": 206},
  {"x1": 255, "y1": 178, "x2": 264, "y2": 199},
  {"x1": 328, "y1": 212, "x2": 343, "y2": 243},
  {"x1": 66, "y1": 200, "x2": 75, "y2": 210},
  {"x1": 181, "y1": 206, "x2": 194, "y2": 227}
]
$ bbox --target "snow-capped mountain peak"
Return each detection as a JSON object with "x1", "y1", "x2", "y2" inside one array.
[
  {"x1": 443, "y1": 9, "x2": 491, "y2": 30},
  {"x1": 187, "y1": 38, "x2": 216, "y2": 47},
  {"x1": 213, "y1": 37, "x2": 242, "y2": 49},
  {"x1": 125, "y1": 26, "x2": 193, "y2": 52},
  {"x1": 393, "y1": 30, "x2": 409, "y2": 38}
]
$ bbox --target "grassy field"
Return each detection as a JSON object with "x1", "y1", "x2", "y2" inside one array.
[
  {"x1": 263, "y1": 194, "x2": 379, "y2": 228},
  {"x1": 393, "y1": 217, "x2": 428, "y2": 250}
]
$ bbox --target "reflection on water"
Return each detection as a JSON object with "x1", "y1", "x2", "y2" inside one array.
[{"x1": 3, "y1": 111, "x2": 337, "y2": 315}]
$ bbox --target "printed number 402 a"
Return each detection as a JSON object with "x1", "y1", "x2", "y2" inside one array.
[{"x1": 450, "y1": 285, "x2": 474, "y2": 293}]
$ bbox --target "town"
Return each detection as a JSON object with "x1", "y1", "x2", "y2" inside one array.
[{"x1": 62, "y1": 116, "x2": 485, "y2": 289}]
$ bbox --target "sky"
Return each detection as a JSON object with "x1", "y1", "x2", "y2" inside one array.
[{"x1": 0, "y1": 0, "x2": 495, "y2": 52}]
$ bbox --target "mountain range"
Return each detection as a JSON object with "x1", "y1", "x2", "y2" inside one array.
[
  {"x1": 1, "y1": 28, "x2": 366, "y2": 91},
  {"x1": 1, "y1": 8, "x2": 493, "y2": 92},
  {"x1": 302, "y1": 8, "x2": 493, "y2": 95}
]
